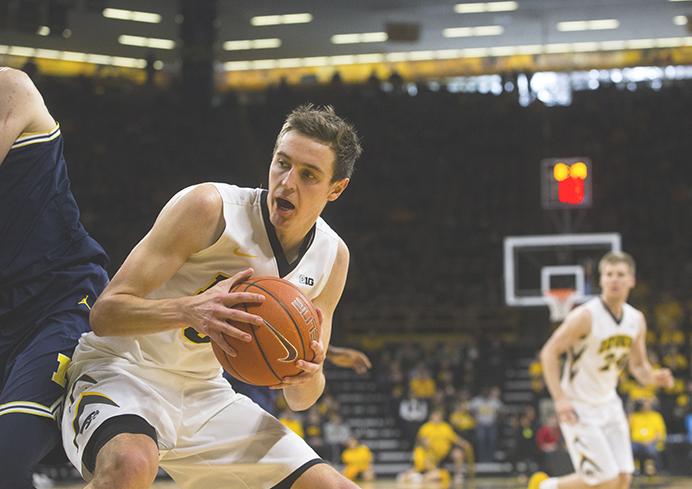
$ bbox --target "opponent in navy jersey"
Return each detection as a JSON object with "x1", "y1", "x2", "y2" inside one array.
[
  {"x1": 0, "y1": 68, "x2": 108, "y2": 489},
  {"x1": 528, "y1": 252, "x2": 673, "y2": 489}
]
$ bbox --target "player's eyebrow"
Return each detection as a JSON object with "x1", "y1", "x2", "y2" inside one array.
[{"x1": 276, "y1": 151, "x2": 325, "y2": 175}]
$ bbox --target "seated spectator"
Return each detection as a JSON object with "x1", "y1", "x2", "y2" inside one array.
[
  {"x1": 409, "y1": 364, "x2": 437, "y2": 399},
  {"x1": 304, "y1": 408, "x2": 325, "y2": 458},
  {"x1": 341, "y1": 437, "x2": 375, "y2": 482},
  {"x1": 397, "y1": 437, "x2": 452, "y2": 486},
  {"x1": 417, "y1": 409, "x2": 469, "y2": 484},
  {"x1": 630, "y1": 398, "x2": 666, "y2": 475}
]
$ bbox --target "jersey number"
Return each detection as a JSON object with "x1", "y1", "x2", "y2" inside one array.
[
  {"x1": 51, "y1": 353, "x2": 71, "y2": 387},
  {"x1": 599, "y1": 352, "x2": 629, "y2": 373},
  {"x1": 182, "y1": 273, "x2": 230, "y2": 344}
]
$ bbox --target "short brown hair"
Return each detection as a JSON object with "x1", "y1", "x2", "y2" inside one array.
[
  {"x1": 599, "y1": 251, "x2": 636, "y2": 274},
  {"x1": 274, "y1": 104, "x2": 362, "y2": 181}
]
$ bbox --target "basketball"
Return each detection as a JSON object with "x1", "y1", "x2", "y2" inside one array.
[{"x1": 212, "y1": 276, "x2": 321, "y2": 386}]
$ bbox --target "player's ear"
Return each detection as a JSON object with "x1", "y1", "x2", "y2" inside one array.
[{"x1": 327, "y1": 178, "x2": 349, "y2": 202}]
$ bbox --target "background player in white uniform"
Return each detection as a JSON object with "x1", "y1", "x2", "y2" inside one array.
[
  {"x1": 528, "y1": 252, "x2": 673, "y2": 489},
  {"x1": 61, "y1": 105, "x2": 362, "y2": 489}
]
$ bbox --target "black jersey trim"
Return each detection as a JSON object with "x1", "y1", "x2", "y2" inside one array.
[
  {"x1": 599, "y1": 297, "x2": 623, "y2": 325},
  {"x1": 271, "y1": 458, "x2": 325, "y2": 489},
  {"x1": 260, "y1": 190, "x2": 316, "y2": 278}
]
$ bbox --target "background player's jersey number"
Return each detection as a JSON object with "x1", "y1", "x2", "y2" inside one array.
[
  {"x1": 183, "y1": 273, "x2": 230, "y2": 344},
  {"x1": 599, "y1": 352, "x2": 629, "y2": 373}
]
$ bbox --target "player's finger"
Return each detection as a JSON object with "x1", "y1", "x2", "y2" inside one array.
[
  {"x1": 217, "y1": 308, "x2": 264, "y2": 327},
  {"x1": 222, "y1": 292, "x2": 265, "y2": 306},
  {"x1": 296, "y1": 359, "x2": 320, "y2": 374},
  {"x1": 211, "y1": 319, "x2": 253, "y2": 342},
  {"x1": 218, "y1": 268, "x2": 254, "y2": 290},
  {"x1": 210, "y1": 332, "x2": 238, "y2": 357},
  {"x1": 360, "y1": 353, "x2": 373, "y2": 369},
  {"x1": 315, "y1": 307, "x2": 323, "y2": 326},
  {"x1": 310, "y1": 340, "x2": 325, "y2": 363}
]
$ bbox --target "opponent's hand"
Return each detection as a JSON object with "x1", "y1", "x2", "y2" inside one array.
[
  {"x1": 653, "y1": 368, "x2": 674, "y2": 389},
  {"x1": 184, "y1": 268, "x2": 264, "y2": 356},
  {"x1": 327, "y1": 346, "x2": 372, "y2": 374},
  {"x1": 555, "y1": 397, "x2": 578, "y2": 425},
  {"x1": 269, "y1": 339, "x2": 327, "y2": 389}
]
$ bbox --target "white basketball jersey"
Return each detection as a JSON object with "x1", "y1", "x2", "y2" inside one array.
[
  {"x1": 561, "y1": 298, "x2": 642, "y2": 405},
  {"x1": 79, "y1": 184, "x2": 341, "y2": 378}
]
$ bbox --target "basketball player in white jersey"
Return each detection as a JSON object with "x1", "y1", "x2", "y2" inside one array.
[
  {"x1": 60, "y1": 105, "x2": 362, "y2": 489},
  {"x1": 528, "y1": 252, "x2": 673, "y2": 489}
]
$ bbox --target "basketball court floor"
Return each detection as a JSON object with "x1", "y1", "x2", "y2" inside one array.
[{"x1": 57, "y1": 476, "x2": 692, "y2": 488}]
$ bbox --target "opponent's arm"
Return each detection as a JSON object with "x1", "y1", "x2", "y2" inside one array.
[
  {"x1": 0, "y1": 67, "x2": 55, "y2": 165},
  {"x1": 90, "y1": 184, "x2": 264, "y2": 353},
  {"x1": 326, "y1": 345, "x2": 372, "y2": 374},
  {"x1": 628, "y1": 313, "x2": 674, "y2": 388},
  {"x1": 539, "y1": 307, "x2": 591, "y2": 424},
  {"x1": 280, "y1": 239, "x2": 350, "y2": 411}
]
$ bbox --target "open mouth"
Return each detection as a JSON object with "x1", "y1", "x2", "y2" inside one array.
[{"x1": 276, "y1": 197, "x2": 295, "y2": 211}]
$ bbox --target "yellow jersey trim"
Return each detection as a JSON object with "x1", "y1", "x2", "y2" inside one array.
[{"x1": 11, "y1": 123, "x2": 61, "y2": 149}]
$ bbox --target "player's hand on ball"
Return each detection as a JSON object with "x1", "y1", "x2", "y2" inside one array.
[
  {"x1": 653, "y1": 368, "x2": 674, "y2": 389},
  {"x1": 270, "y1": 340, "x2": 326, "y2": 389},
  {"x1": 185, "y1": 268, "x2": 264, "y2": 356},
  {"x1": 555, "y1": 397, "x2": 578, "y2": 425}
]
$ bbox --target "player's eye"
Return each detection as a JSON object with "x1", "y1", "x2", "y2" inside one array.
[
  {"x1": 302, "y1": 171, "x2": 316, "y2": 181},
  {"x1": 277, "y1": 159, "x2": 290, "y2": 168}
]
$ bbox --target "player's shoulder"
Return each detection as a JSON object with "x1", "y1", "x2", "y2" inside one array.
[
  {"x1": 0, "y1": 67, "x2": 41, "y2": 109},
  {"x1": 315, "y1": 217, "x2": 347, "y2": 251},
  {"x1": 0, "y1": 67, "x2": 33, "y2": 90}
]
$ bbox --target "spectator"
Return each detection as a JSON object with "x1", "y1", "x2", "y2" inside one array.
[
  {"x1": 323, "y1": 413, "x2": 352, "y2": 463},
  {"x1": 469, "y1": 386, "x2": 503, "y2": 462},
  {"x1": 399, "y1": 393, "x2": 430, "y2": 443},
  {"x1": 630, "y1": 398, "x2": 666, "y2": 475},
  {"x1": 341, "y1": 437, "x2": 375, "y2": 482}
]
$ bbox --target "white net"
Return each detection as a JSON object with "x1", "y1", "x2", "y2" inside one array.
[{"x1": 544, "y1": 289, "x2": 578, "y2": 322}]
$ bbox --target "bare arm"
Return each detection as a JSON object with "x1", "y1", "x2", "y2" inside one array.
[
  {"x1": 90, "y1": 184, "x2": 264, "y2": 353},
  {"x1": 280, "y1": 239, "x2": 350, "y2": 411},
  {"x1": 0, "y1": 67, "x2": 55, "y2": 165},
  {"x1": 628, "y1": 313, "x2": 673, "y2": 388},
  {"x1": 326, "y1": 345, "x2": 372, "y2": 374},
  {"x1": 540, "y1": 307, "x2": 592, "y2": 424}
]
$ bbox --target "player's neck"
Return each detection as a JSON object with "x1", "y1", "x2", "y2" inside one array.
[
  {"x1": 600, "y1": 295, "x2": 625, "y2": 317},
  {"x1": 276, "y1": 228, "x2": 310, "y2": 264}
]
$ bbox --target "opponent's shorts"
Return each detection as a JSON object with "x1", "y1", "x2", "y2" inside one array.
[
  {"x1": 560, "y1": 397, "x2": 634, "y2": 486},
  {"x1": 1, "y1": 276, "x2": 105, "y2": 423},
  {"x1": 62, "y1": 348, "x2": 321, "y2": 489}
]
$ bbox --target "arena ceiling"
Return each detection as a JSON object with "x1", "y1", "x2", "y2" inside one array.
[{"x1": 0, "y1": 0, "x2": 690, "y2": 69}]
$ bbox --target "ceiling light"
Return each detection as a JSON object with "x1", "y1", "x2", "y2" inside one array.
[
  {"x1": 674, "y1": 16, "x2": 688, "y2": 25},
  {"x1": 118, "y1": 35, "x2": 175, "y2": 50},
  {"x1": 250, "y1": 13, "x2": 312, "y2": 26},
  {"x1": 454, "y1": 2, "x2": 518, "y2": 13},
  {"x1": 37, "y1": 25, "x2": 50, "y2": 36},
  {"x1": 103, "y1": 8, "x2": 161, "y2": 24},
  {"x1": 331, "y1": 32, "x2": 388, "y2": 44},
  {"x1": 443, "y1": 25, "x2": 504, "y2": 37},
  {"x1": 557, "y1": 19, "x2": 619, "y2": 31},
  {"x1": 223, "y1": 38, "x2": 281, "y2": 50}
]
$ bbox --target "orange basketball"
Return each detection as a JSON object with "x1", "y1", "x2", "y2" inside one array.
[{"x1": 212, "y1": 276, "x2": 321, "y2": 386}]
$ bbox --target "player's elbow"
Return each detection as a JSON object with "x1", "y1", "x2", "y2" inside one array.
[{"x1": 89, "y1": 297, "x2": 114, "y2": 336}]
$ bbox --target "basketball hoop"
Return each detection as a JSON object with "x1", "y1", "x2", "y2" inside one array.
[{"x1": 544, "y1": 288, "x2": 578, "y2": 322}]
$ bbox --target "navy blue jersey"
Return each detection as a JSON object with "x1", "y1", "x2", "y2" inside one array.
[{"x1": 0, "y1": 125, "x2": 108, "y2": 343}]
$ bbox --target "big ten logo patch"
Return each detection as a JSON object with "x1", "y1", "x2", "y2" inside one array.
[
  {"x1": 299, "y1": 274, "x2": 314, "y2": 286},
  {"x1": 182, "y1": 273, "x2": 230, "y2": 344}
]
